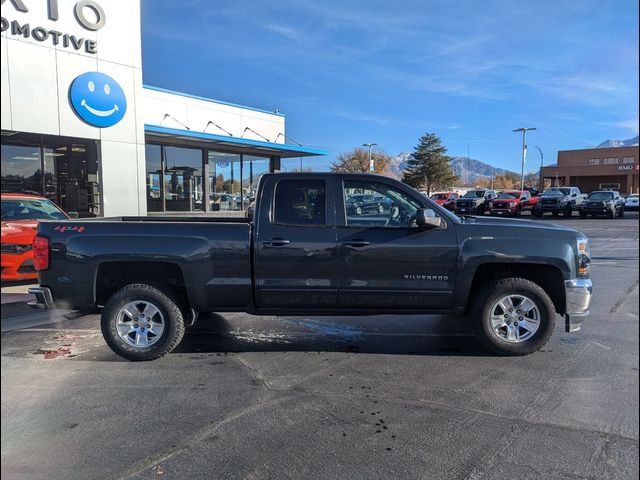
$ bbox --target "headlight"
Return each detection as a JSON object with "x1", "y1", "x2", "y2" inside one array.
[{"x1": 576, "y1": 235, "x2": 591, "y2": 277}]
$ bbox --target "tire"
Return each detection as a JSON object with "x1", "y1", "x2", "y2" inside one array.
[
  {"x1": 580, "y1": 211, "x2": 586, "y2": 219},
  {"x1": 355, "y1": 206, "x2": 362, "y2": 215},
  {"x1": 534, "y1": 211, "x2": 543, "y2": 218},
  {"x1": 552, "y1": 212, "x2": 559, "y2": 217},
  {"x1": 377, "y1": 204, "x2": 384, "y2": 214},
  {"x1": 515, "y1": 207, "x2": 521, "y2": 217},
  {"x1": 101, "y1": 283, "x2": 186, "y2": 361},
  {"x1": 469, "y1": 277, "x2": 556, "y2": 356},
  {"x1": 608, "y1": 208, "x2": 615, "y2": 219},
  {"x1": 619, "y1": 207, "x2": 624, "y2": 218},
  {"x1": 564, "y1": 205, "x2": 572, "y2": 217}
]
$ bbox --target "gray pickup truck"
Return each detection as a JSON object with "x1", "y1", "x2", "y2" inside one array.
[{"x1": 29, "y1": 173, "x2": 593, "y2": 361}]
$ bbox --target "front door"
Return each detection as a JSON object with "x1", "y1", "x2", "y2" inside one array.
[
  {"x1": 336, "y1": 179, "x2": 458, "y2": 310},
  {"x1": 254, "y1": 177, "x2": 339, "y2": 309}
]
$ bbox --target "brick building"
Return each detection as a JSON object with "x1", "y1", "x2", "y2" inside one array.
[{"x1": 541, "y1": 145, "x2": 639, "y2": 195}]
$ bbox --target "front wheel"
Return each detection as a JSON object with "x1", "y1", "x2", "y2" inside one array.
[
  {"x1": 534, "y1": 210, "x2": 543, "y2": 218},
  {"x1": 580, "y1": 211, "x2": 587, "y2": 219},
  {"x1": 355, "y1": 206, "x2": 363, "y2": 215},
  {"x1": 618, "y1": 207, "x2": 625, "y2": 218},
  {"x1": 101, "y1": 283, "x2": 186, "y2": 361},
  {"x1": 377, "y1": 204, "x2": 384, "y2": 214},
  {"x1": 469, "y1": 277, "x2": 555, "y2": 356}
]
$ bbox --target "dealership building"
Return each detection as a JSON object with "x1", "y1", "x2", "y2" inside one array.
[
  {"x1": 541, "y1": 145, "x2": 639, "y2": 195},
  {"x1": 1, "y1": 1, "x2": 326, "y2": 217}
]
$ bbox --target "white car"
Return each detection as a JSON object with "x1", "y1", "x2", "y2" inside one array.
[{"x1": 624, "y1": 193, "x2": 639, "y2": 211}]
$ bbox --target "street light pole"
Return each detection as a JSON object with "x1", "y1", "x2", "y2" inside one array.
[
  {"x1": 362, "y1": 143, "x2": 377, "y2": 173},
  {"x1": 534, "y1": 146, "x2": 544, "y2": 192},
  {"x1": 513, "y1": 128, "x2": 536, "y2": 191}
]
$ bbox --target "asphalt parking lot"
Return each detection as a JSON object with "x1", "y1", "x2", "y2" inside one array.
[{"x1": 2, "y1": 213, "x2": 639, "y2": 480}]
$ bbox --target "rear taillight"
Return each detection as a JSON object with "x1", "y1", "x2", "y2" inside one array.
[{"x1": 33, "y1": 235, "x2": 50, "y2": 271}]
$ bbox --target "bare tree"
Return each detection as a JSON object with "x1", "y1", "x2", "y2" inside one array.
[{"x1": 331, "y1": 147, "x2": 392, "y2": 175}]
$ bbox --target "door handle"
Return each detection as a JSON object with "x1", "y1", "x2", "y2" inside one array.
[
  {"x1": 342, "y1": 239, "x2": 370, "y2": 248},
  {"x1": 263, "y1": 238, "x2": 291, "y2": 247}
]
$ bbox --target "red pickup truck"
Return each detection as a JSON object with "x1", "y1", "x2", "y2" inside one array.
[
  {"x1": 489, "y1": 190, "x2": 538, "y2": 217},
  {"x1": 430, "y1": 192, "x2": 459, "y2": 211}
]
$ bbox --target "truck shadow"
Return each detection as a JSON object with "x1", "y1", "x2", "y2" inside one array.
[{"x1": 171, "y1": 312, "x2": 488, "y2": 357}]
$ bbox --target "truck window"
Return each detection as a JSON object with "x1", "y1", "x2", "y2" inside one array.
[
  {"x1": 343, "y1": 180, "x2": 420, "y2": 228},
  {"x1": 273, "y1": 180, "x2": 326, "y2": 226}
]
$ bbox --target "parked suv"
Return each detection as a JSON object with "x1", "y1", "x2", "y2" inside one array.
[
  {"x1": 346, "y1": 194, "x2": 386, "y2": 215},
  {"x1": 455, "y1": 189, "x2": 497, "y2": 215},
  {"x1": 534, "y1": 187, "x2": 585, "y2": 218},
  {"x1": 580, "y1": 191, "x2": 625, "y2": 218}
]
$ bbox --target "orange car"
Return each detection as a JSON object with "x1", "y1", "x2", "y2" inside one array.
[{"x1": 1, "y1": 193, "x2": 69, "y2": 281}]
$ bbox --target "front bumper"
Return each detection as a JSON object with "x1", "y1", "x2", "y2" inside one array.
[
  {"x1": 536, "y1": 204, "x2": 564, "y2": 212},
  {"x1": 28, "y1": 287, "x2": 54, "y2": 309},
  {"x1": 490, "y1": 207, "x2": 518, "y2": 216},
  {"x1": 455, "y1": 205, "x2": 480, "y2": 214},
  {"x1": 564, "y1": 278, "x2": 593, "y2": 333}
]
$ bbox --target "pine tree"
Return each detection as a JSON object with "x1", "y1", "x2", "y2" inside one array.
[{"x1": 402, "y1": 133, "x2": 458, "y2": 195}]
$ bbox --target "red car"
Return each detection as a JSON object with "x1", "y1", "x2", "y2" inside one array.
[
  {"x1": 1, "y1": 193, "x2": 70, "y2": 281},
  {"x1": 489, "y1": 190, "x2": 538, "y2": 217},
  {"x1": 430, "y1": 191, "x2": 459, "y2": 211}
]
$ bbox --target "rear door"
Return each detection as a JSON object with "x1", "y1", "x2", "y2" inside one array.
[
  {"x1": 335, "y1": 178, "x2": 458, "y2": 310},
  {"x1": 254, "y1": 176, "x2": 340, "y2": 309}
]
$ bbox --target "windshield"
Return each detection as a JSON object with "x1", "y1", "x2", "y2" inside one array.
[
  {"x1": 1, "y1": 198, "x2": 67, "y2": 221},
  {"x1": 462, "y1": 190, "x2": 485, "y2": 199},
  {"x1": 544, "y1": 188, "x2": 570, "y2": 196},
  {"x1": 588, "y1": 192, "x2": 614, "y2": 201},
  {"x1": 431, "y1": 193, "x2": 449, "y2": 200},
  {"x1": 497, "y1": 192, "x2": 518, "y2": 199}
]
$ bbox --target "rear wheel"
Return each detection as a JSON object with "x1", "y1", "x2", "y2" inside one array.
[
  {"x1": 377, "y1": 204, "x2": 384, "y2": 214},
  {"x1": 355, "y1": 206, "x2": 363, "y2": 215},
  {"x1": 469, "y1": 277, "x2": 555, "y2": 356},
  {"x1": 101, "y1": 283, "x2": 186, "y2": 361}
]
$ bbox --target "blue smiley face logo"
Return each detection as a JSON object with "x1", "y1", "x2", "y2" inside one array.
[{"x1": 69, "y1": 72, "x2": 127, "y2": 127}]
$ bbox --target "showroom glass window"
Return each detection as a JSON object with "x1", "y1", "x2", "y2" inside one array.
[
  {"x1": 145, "y1": 145, "x2": 162, "y2": 212},
  {"x1": 243, "y1": 155, "x2": 270, "y2": 206},
  {"x1": 1, "y1": 133, "x2": 100, "y2": 217},
  {"x1": 163, "y1": 146, "x2": 203, "y2": 211},
  {"x1": 208, "y1": 151, "x2": 241, "y2": 211}
]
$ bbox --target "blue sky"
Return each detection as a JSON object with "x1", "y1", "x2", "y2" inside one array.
[{"x1": 141, "y1": 0, "x2": 639, "y2": 173}]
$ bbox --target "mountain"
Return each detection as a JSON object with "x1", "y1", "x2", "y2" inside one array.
[
  {"x1": 387, "y1": 153, "x2": 517, "y2": 185},
  {"x1": 596, "y1": 135, "x2": 639, "y2": 148},
  {"x1": 450, "y1": 157, "x2": 517, "y2": 185}
]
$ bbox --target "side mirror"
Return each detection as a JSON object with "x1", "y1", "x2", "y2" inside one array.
[
  {"x1": 68, "y1": 212, "x2": 79, "y2": 219},
  {"x1": 572, "y1": 193, "x2": 577, "y2": 197},
  {"x1": 416, "y1": 208, "x2": 442, "y2": 229}
]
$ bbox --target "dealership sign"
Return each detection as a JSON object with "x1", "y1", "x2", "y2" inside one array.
[
  {"x1": 1, "y1": 0, "x2": 105, "y2": 54},
  {"x1": 618, "y1": 165, "x2": 639, "y2": 172},
  {"x1": 69, "y1": 72, "x2": 126, "y2": 127}
]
